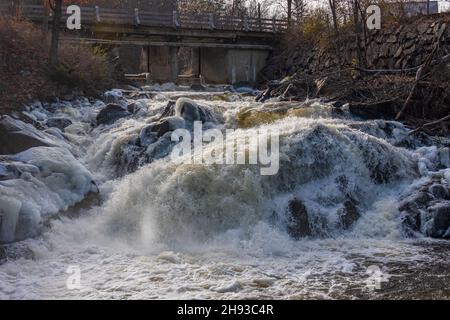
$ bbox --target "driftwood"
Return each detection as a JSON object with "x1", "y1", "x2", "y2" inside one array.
[
  {"x1": 395, "y1": 45, "x2": 439, "y2": 121},
  {"x1": 395, "y1": 65, "x2": 425, "y2": 121},
  {"x1": 409, "y1": 114, "x2": 450, "y2": 135},
  {"x1": 355, "y1": 66, "x2": 421, "y2": 75}
]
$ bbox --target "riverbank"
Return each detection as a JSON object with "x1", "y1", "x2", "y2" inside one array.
[
  {"x1": 0, "y1": 16, "x2": 116, "y2": 114},
  {"x1": 260, "y1": 13, "x2": 450, "y2": 131}
]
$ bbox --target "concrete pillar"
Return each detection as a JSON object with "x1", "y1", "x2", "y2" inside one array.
[
  {"x1": 191, "y1": 48, "x2": 201, "y2": 77},
  {"x1": 200, "y1": 48, "x2": 229, "y2": 84},
  {"x1": 118, "y1": 45, "x2": 143, "y2": 74},
  {"x1": 169, "y1": 47, "x2": 179, "y2": 83}
]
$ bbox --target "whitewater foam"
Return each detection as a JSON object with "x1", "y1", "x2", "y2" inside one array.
[{"x1": 1, "y1": 92, "x2": 449, "y2": 299}]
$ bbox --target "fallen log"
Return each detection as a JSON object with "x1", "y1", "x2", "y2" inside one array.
[{"x1": 409, "y1": 114, "x2": 450, "y2": 135}]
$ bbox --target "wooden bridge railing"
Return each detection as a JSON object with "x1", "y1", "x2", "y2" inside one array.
[{"x1": 0, "y1": 4, "x2": 287, "y2": 33}]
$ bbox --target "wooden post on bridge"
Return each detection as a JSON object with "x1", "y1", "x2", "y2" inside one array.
[
  {"x1": 258, "y1": 3, "x2": 262, "y2": 32},
  {"x1": 173, "y1": 10, "x2": 180, "y2": 28},
  {"x1": 208, "y1": 13, "x2": 215, "y2": 30},
  {"x1": 95, "y1": 6, "x2": 101, "y2": 23},
  {"x1": 134, "y1": 8, "x2": 140, "y2": 26},
  {"x1": 244, "y1": 16, "x2": 250, "y2": 32}
]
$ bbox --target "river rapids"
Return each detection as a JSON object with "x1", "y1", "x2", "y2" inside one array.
[{"x1": 0, "y1": 86, "x2": 450, "y2": 299}]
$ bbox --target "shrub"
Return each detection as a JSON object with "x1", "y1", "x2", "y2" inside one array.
[
  {"x1": 0, "y1": 15, "x2": 51, "y2": 111},
  {"x1": 52, "y1": 43, "x2": 114, "y2": 95}
]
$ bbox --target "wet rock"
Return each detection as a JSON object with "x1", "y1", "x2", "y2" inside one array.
[
  {"x1": 335, "y1": 175, "x2": 349, "y2": 192},
  {"x1": 10, "y1": 111, "x2": 44, "y2": 129},
  {"x1": 146, "y1": 135, "x2": 174, "y2": 160},
  {"x1": 103, "y1": 90, "x2": 123, "y2": 103},
  {"x1": 158, "y1": 100, "x2": 176, "y2": 120},
  {"x1": 175, "y1": 98, "x2": 214, "y2": 123},
  {"x1": 190, "y1": 84, "x2": 206, "y2": 91},
  {"x1": 399, "y1": 191, "x2": 432, "y2": 235},
  {"x1": 0, "y1": 161, "x2": 39, "y2": 181},
  {"x1": 44, "y1": 128, "x2": 66, "y2": 141},
  {"x1": 349, "y1": 100, "x2": 398, "y2": 120},
  {"x1": 0, "y1": 244, "x2": 34, "y2": 264},
  {"x1": 141, "y1": 116, "x2": 185, "y2": 141},
  {"x1": 175, "y1": 98, "x2": 201, "y2": 122},
  {"x1": 46, "y1": 117, "x2": 73, "y2": 130},
  {"x1": 0, "y1": 116, "x2": 55, "y2": 155},
  {"x1": 126, "y1": 102, "x2": 138, "y2": 114},
  {"x1": 139, "y1": 125, "x2": 158, "y2": 147},
  {"x1": 96, "y1": 104, "x2": 131, "y2": 126},
  {"x1": 287, "y1": 198, "x2": 311, "y2": 239},
  {"x1": 426, "y1": 202, "x2": 450, "y2": 239},
  {"x1": 439, "y1": 148, "x2": 450, "y2": 168},
  {"x1": 0, "y1": 246, "x2": 5, "y2": 264},
  {"x1": 399, "y1": 191, "x2": 433, "y2": 213},
  {"x1": 152, "y1": 121, "x2": 171, "y2": 138},
  {"x1": 429, "y1": 184, "x2": 449, "y2": 200},
  {"x1": 338, "y1": 200, "x2": 361, "y2": 229},
  {"x1": 401, "y1": 211, "x2": 421, "y2": 236},
  {"x1": 400, "y1": 172, "x2": 450, "y2": 239}
]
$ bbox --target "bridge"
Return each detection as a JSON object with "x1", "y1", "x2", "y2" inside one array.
[{"x1": 0, "y1": 3, "x2": 288, "y2": 85}]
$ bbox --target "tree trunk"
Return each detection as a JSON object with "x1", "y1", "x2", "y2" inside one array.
[
  {"x1": 353, "y1": 0, "x2": 364, "y2": 68},
  {"x1": 49, "y1": 0, "x2": 63, "y2": 67},
  {"x1": 42, "y1": 3, "x2": 49, "y2": 33},
  {"x1": 328, "y1": 0, "x2": 339, "y2": 34},
  {"x1": 287, "y1": 0, "x2": 292, "y2": 26}
]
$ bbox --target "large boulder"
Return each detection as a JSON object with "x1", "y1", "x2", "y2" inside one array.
[
  {"x1": 400, "y1": 174, "x2": 450, "y2": 239},
  {"x1": 426, "y1": 202, "x2": 450, "y2": 239},
  {"x1": 175, "y1": 98, "x2": 215, "y2": 123},
  {"x1": 0, "y1": 116, "x2": 56, "y2": 155},
  {"x1": 96, "y1": 103, "x2": 131, "y2": 126},
  {"x1": 0, "y1": 147, "x2": 94, "y2": 243},
  {"x1": 154, "y1": 116, "x2": 185, "y2": 137},
  {"x1": 140, "y1": 116, "x2": 186, "y2": 143},
  {"x1": 286, "y1": 198, "x2": 312, "y2": 239}
]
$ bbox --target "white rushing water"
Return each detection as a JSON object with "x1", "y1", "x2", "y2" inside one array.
[{"x1": 1, "y1": 88, "x2": 449, "y2": 299}]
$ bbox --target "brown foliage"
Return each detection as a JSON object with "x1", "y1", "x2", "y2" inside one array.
[{"x1": 0, "y1": 15, "x2": 114, "y2": 113}]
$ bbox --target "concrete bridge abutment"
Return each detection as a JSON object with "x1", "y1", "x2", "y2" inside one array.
[{"x1": 120, "y1": 45, "x2": 270, "y2": 86}]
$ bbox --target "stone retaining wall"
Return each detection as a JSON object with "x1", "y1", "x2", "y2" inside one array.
[{"x1": 262, "y1": 13, "x2": 450, "y2": 79}]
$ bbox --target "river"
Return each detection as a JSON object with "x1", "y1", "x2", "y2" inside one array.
[{"x1": 0, "y1": 87, "x2": 449, "y2": 299}]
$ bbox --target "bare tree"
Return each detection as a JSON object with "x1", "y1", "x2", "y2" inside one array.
[
  {"x1": 274, "y1": 0, "x2": 309, "y2": 23},
  {"x1": 287, "y1": 0, "x2": 292, "y2": 25},
  {"x1": 328, "y1": 0, "x2": 339, "y2": 34},
  {"x1": 292, "y1": 0, "x2": 308, "y2": 21},
  {"x1": 48, "y1": 0, "x2": 63, "y2": 66}
]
